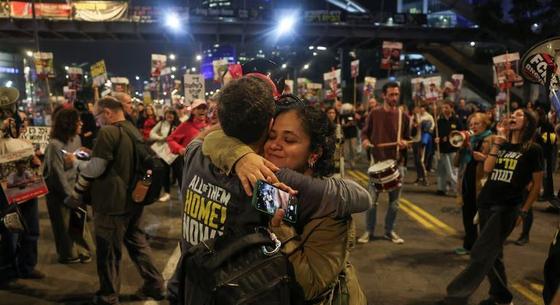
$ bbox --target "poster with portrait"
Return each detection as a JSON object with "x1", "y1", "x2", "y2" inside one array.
[
  {"x1": 184, "y1": 74, "x2": 205, "y2": 104},
  {"x1": 363, "y1": 76, "x2": 377, "y2": 101},
  {"x1": 296, "y1": 78, "x2": 309, "y2": 98},
  {"x1": 0, "y1": 138, "x2": 48, "y2": 205},
  {"x1": 306, "y1": 83, "x2": 322, "y2": 104},
  {"x1": 423, "y1": 76, "x2": 441, "y2": 102},
  {"x1": 212, "y1": 58, "x2": 229, "y2": 83},
  {"x1": 351, "y1": 59, "x2": 360, "y2": 79},
  {"x1": 283, "y1": 79, "x2": 294, "y2": 95},
  {"x1": 323, "y1": 69, "x2": 341, "y2": 101},
  {"x1": 451, "y1": 74, "x2": 464, "y2": 91},
  {"x1": 151, "y1": 54, "x2": 167, "y2": 77},
  {"x1": 493, "y1": 52, "x2": 523, "y2": 89},
  {"x1": 33, "y1": 52, "x2": 54, "y2": 78},
  {"x1": 67, "y1": 67, "x2": 83, "y2": 91},
  {"x1": 63, "y1": 86, "x2": 77, "y2": 103},
  {"x1": 91, "y1": 60, "x2": 107, "y2": 87},
  {"x1": 380, "y1": 41, "x2": 403, "y2": 70},
  {"x1": 411, "y1": 77, "x2": 425, "y2": 102},
  {"x1": 110, "y1": 77, "x2": 129, "y2": 93}
]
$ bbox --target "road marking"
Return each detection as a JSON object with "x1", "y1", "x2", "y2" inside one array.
[
  {"x1": 142, "y1": 244, "x2": 181, "y2": 305},
  {"x1": 400, "y1": 198, "x2": 459, "y2": 236},
  {"x1": 399, "y1": 204, "x2": 446, "y2": 236},
  {"x1": 512, "y1": 283, "x2": 544, "y2": 305},
  {"x1": 345, "y1": 169, "x2": 455, "y2": 237},
  {"x1": 530, "y1": 282, "x2": 544, "y2": 293}
]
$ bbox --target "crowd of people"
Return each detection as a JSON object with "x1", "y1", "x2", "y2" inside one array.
[{"x1": 0, "y1": 72, "x2": 559, "y2": 305}]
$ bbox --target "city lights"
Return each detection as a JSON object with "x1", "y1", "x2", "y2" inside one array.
[
  {"x1": 195, "y1": 54, "x2": 202, "y2": 61},
  {"x1": 165, "y1": 12, "x2": 181, "y2": 31},
  {"x1": 169, "y1": 54, "x2": 176, "y2": 60},
  {"x1": 277, "y1": 15, "x2": 296, "y2": 36},
  {"x1": 303, "y1": 64, "x2": 309, "y2": 70},
  {"x1": 281, "y1": 63, "x2": 287, "y2": 69}
]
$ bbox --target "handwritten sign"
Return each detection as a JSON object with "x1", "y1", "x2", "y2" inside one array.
[
  {"x1": 184, "y1": 74, "x2": 205, "y2": 103},
  {"x1": 20, "y1": 126, "x2": 50, "y2": 154}
]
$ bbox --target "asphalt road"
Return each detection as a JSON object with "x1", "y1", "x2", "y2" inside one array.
[{"x1": 0, "y1": 162, "x2": 558, "y2": 305}]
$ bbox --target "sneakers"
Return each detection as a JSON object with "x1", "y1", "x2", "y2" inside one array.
[
  {"x1": 59, "y1": 257, "x2": 81, "y2": 264},
  {"x1": 80, "y1": 255, "x2": 92, "y2": 263},
  {"x1": 357, "y1": 232, "x2": 371, "y2": 244},
  {"x1": 20, "y1": 269, "x2": 46, "y2": 279},
  {"x1": 383, "y1": 231, "x2": 404, "y2": 244},
  {"x1": 454, "y1": 247, "x2": 469, "y2": 255},
  {"x1": 158, "y1": 193, "x2": 171, "y2": 202}
]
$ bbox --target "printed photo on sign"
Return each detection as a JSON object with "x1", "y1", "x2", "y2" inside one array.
[
  {"x1": 67, "y1": 67, "x2": 83, "y2": 91},
  {"x1": 493, "y1": 52, "x2": 523, "y2": 89},
  {"x1": 283, "y1": 79, "x2": 294, "y2": 95},
  {"x1": 151, "y1": 54, "x2": 167, "y2": 77},
  {"x1": 423, "y1": 76, "x2": 441, "y2": 102},
  {"x1": 91, "y1": 60, "x2": 108, "y2": 87},
  {"x1": 297, "y1": 78, "x2": 309, "y2": 98},
  {"x1": 323, "y1": 69, "x2": 341, "y2": 101},
  {"x1": 212, "y1": 59, "x2": 229, "y2": 83},
  {"x1": 33, "y1": 52, "x2": 55, "y2": 78},
  {"x1": 381, "y1": 41, "x2": 403, "y2": 70},
  {"x1": 411, "y1": 77, "x2": 425, "y2": 102},
  {"x1": 306, "y1": 83, "x2": 322, "y2": 104},
  {"x1": 110, "y1": 77, "x2": 129, "y2": 93},
  {"x1": 0, "y1": 157, "x2": 48, "y2": 205},
  {"x1": 363, "y1": 76, "x2": 377, "y2": 102},
  {"x1": 351, "y1": 59, "x2": 360, "y2": 79}
]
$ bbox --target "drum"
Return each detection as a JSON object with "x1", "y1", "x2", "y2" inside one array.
[{"x1": 367, "y1": 159, "x2": 401, "y2": 192}]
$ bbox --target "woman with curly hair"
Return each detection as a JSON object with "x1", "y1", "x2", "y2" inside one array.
[
  {"x1": 204, "y1": 100, "x2": 367, "y2": 304},
  {"x1": 43, "y1": 107, "x2": 94, "y2": 264},
  {"x1": 441, "y1": 108, "x2": 544, "y2": 305}
]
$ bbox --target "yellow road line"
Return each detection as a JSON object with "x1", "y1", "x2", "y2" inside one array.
[
  {"x1": 399, "y1": 204, "x2": 446, "y2": 236},
  {"x1": 346, "y1": 169, "x2": 456, "y2": 237},
  {"x1": 512, "y1": 283, "x2": 544, "y2": 305},
  {"x1": 353, "y1": 170, "x2": 369, "y2": 181},
  {"x1": 400, "y1": 198, "x2": 459, "y2": 236},
  {"x1": 530, "y1": 282, "x2": 544, "y2": 293}
]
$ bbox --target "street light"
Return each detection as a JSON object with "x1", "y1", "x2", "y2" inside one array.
[
  {"x1": 171, "y1": 66, "x2": 177, "y2": 72},
  {"x1": 195, "y1": 54, "x2": 202, "y2": 61},
  {"x1": 25, "y1": 50, "x2": 33, "y2": 57},
  {"x1": 135, "y1": 76, "x2": 140, "y2": 80},
  {"x1": 169, "y1": 54, "x2": 176, "y2": 60},
  {"x1": 317, "y1": 46, "x2": 327, "y2": 51},
  {"x1": 469, "y1": 41, "x2": 476, "y2": 47},
  {"x1": 165, "y1": 12, "x2": 182, "y2": 32},
  {"x1": 303, "y1": 64, "x2": 309, "y2": 70},
  {"x1": 281, "y1": 63, "x2": 287, "y2": 69},
  {"x1": 277, "y1": 14, "x2": 296, "y2": 36},
  {"x1": 191, "y1": 67, "x2": 197, "y2": 72}
]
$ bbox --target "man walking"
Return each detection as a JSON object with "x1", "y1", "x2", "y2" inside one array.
[{"x1": 67, "y1": 97, "x2": 164, "y2": 305}]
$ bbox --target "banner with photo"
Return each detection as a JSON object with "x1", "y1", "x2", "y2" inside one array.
[
  {"x1": 0, "y1": 138, "x2": 47, "y2": 205},
  {"x1": 363, "y1": 76, "x2": 376, "y2": 101},
  {"x1": 33, "y1": 52, "x2": 54, "y2": 78},
  {"x1": 443, "y1": 74, "x2": 464, "y2": 101},
  {"x1": 323, "y1": 69, "x2": 341, "y2": 101},
  {"x1": 381, "y1": 41, "x2": 403, "y2": 70},
  {"x1": 212, "y1": 59, "x2": 229, "y2": 83},
  {"x1": 306, "y1": 83, "x2": 322, "y2": 104},
  {"x1": 91, "y1": 60, "x2": 107, "y2": 87},
  {"x1": 63, "y1": 86, "x2": 77, "y2": 103},
  {"x1": 283, "y1": 79, "x2": 294, "y2": 95},
  {"x1": 151, "y1": 54, "x2": 167, "y2": 77},
  {"x1": 9, "y1": 1, "x2": 71, "y2": 19},
  {"x1": 351, "y1": 59, "x2": 360, "y2": 79},
  {"x1": 422, "y1": 76, "x2": 441, "y2": 102},
  {"x1": 0, "y1": 1, "x2": 8, "y2": 17},
  {"x1": 73, "y1": 1, "x2": 128, "y2": 21},
  {"x1": 20, "y1": 126, "x2": 50, "y2": 154},
  {"x1": 296, "y1": 77, "x2": 309, "y2": 98},
  {"x1": 67, "y1": 67, "x2": 83, "y2": 91},
  {"x1": 183, "y1": 74, "x2": 205, "y2": 104},
  {"x1": 411, "y1": 77, "x2": 425, "y2": 102},
  {"x1": 493, "y1": 52, "x2": 523, "y2": 89},
  {"x1": 110, "y1": 77, "x2": 129, "y2": 93}
]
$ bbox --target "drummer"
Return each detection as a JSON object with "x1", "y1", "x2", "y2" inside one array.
[{"x1": 357, "y1": 82, "x2": 410, "y2": 244}]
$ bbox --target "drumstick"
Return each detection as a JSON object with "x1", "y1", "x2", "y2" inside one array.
[
  {"x1": 433, "y1": 100, "x2": 440, "y2": 160},
  {"x1": 396, "y1": 107, "x2": 402, "y2": 157}
]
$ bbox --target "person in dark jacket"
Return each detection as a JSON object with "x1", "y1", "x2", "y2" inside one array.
[{"x1": 435, "y1": 101, "x2": 461, "y2": 195}]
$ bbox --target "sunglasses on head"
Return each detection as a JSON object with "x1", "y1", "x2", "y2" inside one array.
[{"x1": 275, "y1": 94, "x2": 306, "y2": 111}]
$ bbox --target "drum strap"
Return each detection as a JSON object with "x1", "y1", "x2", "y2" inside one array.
[{"x1": 396, "y1": 107, "x2": 402, "y2": 157}]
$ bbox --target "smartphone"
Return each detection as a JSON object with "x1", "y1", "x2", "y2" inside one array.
[
  {"x1": 252, "y1": 180, "x2": 298, "y2": 223},
  {"x1": 61, "y1": 149, "x2": 90, "y2": 160}
]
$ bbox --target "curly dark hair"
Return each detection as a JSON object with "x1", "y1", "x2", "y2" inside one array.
[
  {"x1": 276, "y1": 104, "x2": 336, "y2": 178},
  {"x1": 51, "y1": 108, "x2": 80, "y2": 144},
  {"x1": 218, "y1": 77, "x2": 275, "y2": 144},
  {"x1": 518, "y1": 108, "x2": 538, "y2": 152}
]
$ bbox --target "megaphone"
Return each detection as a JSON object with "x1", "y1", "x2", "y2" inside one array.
[{"x1": 449, "y1": 130, "x2": 473, "y2": 148}]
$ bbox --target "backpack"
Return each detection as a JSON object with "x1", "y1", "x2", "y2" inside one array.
[
  {"x1": 182, "y1": 229, "x2": 300, "y2": 305},
  {"x1": 119, "y1": 125, "x2": 165, "y2": 205}
]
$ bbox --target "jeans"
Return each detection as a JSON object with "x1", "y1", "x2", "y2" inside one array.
[
  {"x1": 445, "y1": 206, "x2": 518, "y2": 305},
  {"x1": 437, "y1": 153, "x2": 457, "y2": 192},
  {"x1": 364, "y1": 166, "x2": 404, "y2": 235},
  {"x1": 94, "y1": 206, "x2": 163, "y2": 304}
]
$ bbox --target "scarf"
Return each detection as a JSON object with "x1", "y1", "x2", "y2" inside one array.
[{"x1": 461, "y1": 129, "x2": 492, "y2": 165}]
